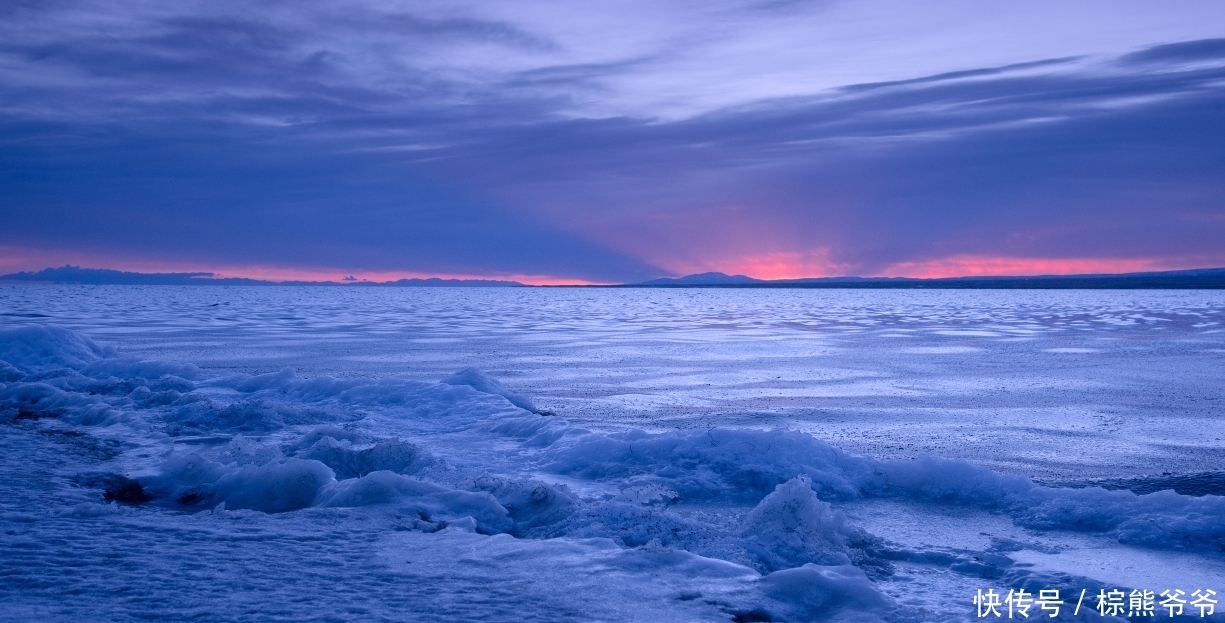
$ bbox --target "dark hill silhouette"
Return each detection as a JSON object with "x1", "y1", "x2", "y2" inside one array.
[
  {"x1": 629, "y1": 268, "x2": 1225, "y2": 289},
  {"x1": 1, "y1": 266, "x2": 523, "y2": 287}
]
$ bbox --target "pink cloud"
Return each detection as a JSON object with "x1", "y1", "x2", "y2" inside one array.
[
  {"x1": 876, "y1": 255, "x2": 1185, "y2": 279},
  {"x1": 659, "y1": 249, "x2": 852, "y2": 280},
  {"x1": 645, "y1": 247, "x2": 1223, "y2": 281}
]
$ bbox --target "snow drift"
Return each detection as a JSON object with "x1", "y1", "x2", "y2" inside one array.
[{"x1": 5, "y1": 325, "x2": 1225, "y2": 622}]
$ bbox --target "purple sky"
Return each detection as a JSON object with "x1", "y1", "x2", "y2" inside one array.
[{"x1": 2, "y1": 0, "x2": 1224, "y2": 283}]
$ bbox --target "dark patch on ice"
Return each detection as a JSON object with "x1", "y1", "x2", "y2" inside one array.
[
  {"x1": 391, "y1": 511, "x2": 449, "y2": 533},
  {"x1": 94, "y1": 474, "x2": 152, "y2": 504},
  {"x1": 13, "y1": 407, "x2": 60, "y2": 421},
  {"x1": 175, "y1": 486, "x2": 211, "y2": 506},
  {"x1": 38, "y1": 428, "x2": 122, "y2": 460},
  {"x1": 1052, "y1": 472, "x2": 1225, "y2": 497}
]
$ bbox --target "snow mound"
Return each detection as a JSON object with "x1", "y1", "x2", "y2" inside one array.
[
  {"x1": 143, "y1": 435, "x2": 510, "y2": 531},
  {"x1": 149, "y1": 450, "x2": 335, "y2": 513},
  {"x1": 542, "y1": 427, "x2": 873, "y2": 501},
  {"x1": 543, "y1": 423, "x2": 1225, "y2": 552},
  {"x1": 873, "y1": 456, "x2": 1225, "y2": 550},
  {"x1": 213, "y1": 458, "x2": 336, "y2": 513},
  {"x1": 5, "y1": 326, "x2": 1224, "y2": 562}
]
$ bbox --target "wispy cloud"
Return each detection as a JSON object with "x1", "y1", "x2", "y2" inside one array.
[{"x1": 2, "y1": 1, "x2": 1224, "y2": 280}]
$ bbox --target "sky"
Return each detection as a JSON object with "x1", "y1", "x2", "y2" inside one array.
[{"x1": 2, "y1": 0, "x2": 1224, "y2": 284}]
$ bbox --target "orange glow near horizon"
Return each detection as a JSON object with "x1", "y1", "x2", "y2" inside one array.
[
  {"x1": 3, "y1": 246, "x2": 1219, "y2": 285},
  {"x1": 0, "y1": 248, "x2": 608, "y2": 286}
]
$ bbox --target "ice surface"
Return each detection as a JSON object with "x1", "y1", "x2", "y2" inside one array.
[
  {"x1": 5, "y1": 286, "x2": 1222, "y2": 480},
  {"x1": 2, "y1": 287, "x2": 1224, "y2": 621}
]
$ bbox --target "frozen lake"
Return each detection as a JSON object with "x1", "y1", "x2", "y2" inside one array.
[
  {"x1": 6, "y1": 285, "x2": 1223, "y2": 480},
  {"x1": 2, "y1": 285, "x2": 1223, "y2": 621}
]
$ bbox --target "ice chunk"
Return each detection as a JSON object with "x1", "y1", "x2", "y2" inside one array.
[
  {"x1": 874, "y1": 456, "x2": 1225, "y2": 550},
  {"x1": 539, "y1": 497, "x2": 719, "y2": 552},
  {"x1": 235, "y1": 368, "x2": 296, "y2": 392},
  {"x1": 760, "y1": 564, "x2": 891, "y2": 622},
  {"x1": 62, "y1": 502, "x2": 127, "y2": 518},
  {"x1": 442, "y1": 368, "x2": 537, "y2": 412},
  {"x1": 212, "y1": 458, "x2": 336, "y2": 513},
  {"x1": 289, "y1": 425, "x2": 362, "y2": 452},
  {"x1": 543, "y1": 427, "x2": 871, "y2": 501},
  {"x1": 742, "y1": 475, "x2": 862, "y2": 572},
  {"x1": 468, "y1": 475, "x2": 578, "y2": 532},
  {"x1": 872, "y1": 455, "x2": 1031, "y2": 506},
  {"x1": 0, "y1": 325, "x2": 114, "y2": 373},
  {"x1": 0, "y1": 380, "x2": 116, "y2": 425},
  {"x1": 148, "y1": 452, "x2": 334, "y2": 513},
  {"x1": 298, "y1": 436, "x2": 434, "y2": 479},
  {"x1": 157, "y1": 452, "x2": 228, "y2": 490},
  {"x1": 316, "y1": 471, "x2": 513, "y2": 533},
  {"x1": 80, "y1": 358, "x2": 201, "y2": 382},
  {"x1": 165, "y1": 397, "x2": 336, "y2": 433},
  {"x1": 616, "y1": 483, "x2": 679, "y2": 507},
  {"x1": 0, "y1": 359, "x2": 24, "y2": 382},
  {"x1": 220, "y1": 434, "x2": 284, "y2": 466}
]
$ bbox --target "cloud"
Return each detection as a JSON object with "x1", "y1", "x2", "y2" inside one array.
[
  {"x1": 1118, "y1": 37, "x2": 1225, "y2": 64},
  {"x1": 401, "y1": 42, "x2": 1225, "y2": 274},
  {"x1": 1, "y1": 0, "x2": 1224, "y2": 280}
]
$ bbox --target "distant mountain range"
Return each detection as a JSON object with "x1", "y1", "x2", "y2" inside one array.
[
  {"x1": 365, "y1": 277, "x2": 524, "y2": 287},
  {"x1": 632, "y1": 268, "x2": 1225, "y2": 289},
  {"x1": 637, "y1": 272, "x2": 762, "y2": 286},
  {"x1": 4, "y1": 265, "x2": 1225, "y2": 288},
  {"x1": 0, "y1": 266, "x2": 523, "y2": 287}
]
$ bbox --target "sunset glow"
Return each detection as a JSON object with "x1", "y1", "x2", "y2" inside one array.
[
  {"x1": 0, "y1": 247, "x2": 607, "y2": 286},
  {"x1": 3, "y1": 2, "x2": 1223, "y2": 282},
  {"x1": 6, "y1": 244, "x2": 1221, "y2": 285},
  {"x1": 873, "y1": 255, "x2": 1186, "y2": 279},
  {"x1": 659, "y1": 250, "x2": 850, "y2": 281}
]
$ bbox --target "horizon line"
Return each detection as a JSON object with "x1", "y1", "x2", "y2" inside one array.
[{"x1": 4, "y1": 264, "x2": 1225, "y2": 288}]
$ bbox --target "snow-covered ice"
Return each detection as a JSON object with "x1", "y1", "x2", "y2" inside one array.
[{"x1": 1, "y1": 286, "x2": 1223, "y2": 621}]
